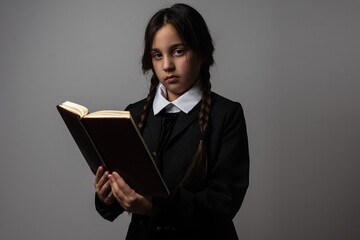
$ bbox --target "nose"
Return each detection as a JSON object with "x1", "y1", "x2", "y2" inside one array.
[{"x1": 163, "y1": 55, "x2": 175, "y2": 72}]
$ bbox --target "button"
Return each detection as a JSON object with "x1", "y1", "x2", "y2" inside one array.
[{"x1": 155, "y1": 226, "x2": 176, "y2": 232}]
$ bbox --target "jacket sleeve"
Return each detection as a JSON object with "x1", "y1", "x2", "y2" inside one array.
[
  {"x1": 150, "y1": 102, "x2": 249, "y2": 229},
  {"x1": 95, "y1": 193, "x2": 124, "y2": 221}
]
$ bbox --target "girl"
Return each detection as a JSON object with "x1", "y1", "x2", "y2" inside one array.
[{"x1": 94, "y1": 3, "x2": 249, "y2": 240}]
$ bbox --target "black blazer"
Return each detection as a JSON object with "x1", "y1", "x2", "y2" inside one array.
[{"x1": 95, "y1": 92, "x2": 249, "y2": 240}]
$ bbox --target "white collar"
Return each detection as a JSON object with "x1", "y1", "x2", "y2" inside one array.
[{"x1": 153, "y1": 81, "x2": 202, "y2": 115}]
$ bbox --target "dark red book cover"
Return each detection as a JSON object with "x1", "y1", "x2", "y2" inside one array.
[{"x1": 57, "y1": 105, "x2": 169, "y2": 197}]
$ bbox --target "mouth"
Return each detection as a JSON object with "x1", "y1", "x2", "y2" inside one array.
[{"x1": 165, "y1": 75, "x2": 179, "y2": 83}]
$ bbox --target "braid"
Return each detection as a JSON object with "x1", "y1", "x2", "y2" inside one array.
[
  {"x1": 138, "y1": 75, "x2": 159, "y2": 132},
  {"x1": 199, "y1": 70, "x2": 212, "y2": 132},
  {"x1": 180, "y1": 67, "x2": 212, "y2": 192}
]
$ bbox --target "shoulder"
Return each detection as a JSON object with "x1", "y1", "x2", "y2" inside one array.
[
  {"x1": 125, "y1": 98, "x2": 147, "y2": 112},
  {"x1": 209, "y1": 92, "x2": 247, "y2": 146},
  {"x1": 125, "y1": 98, "x2": 148, "y2": 123},
  {"x1": 210, "y1": 92, "x2": 245, "y2": 118},
  {"x1": 209, "y1": 92, "x2": 246, "y2": 136}
]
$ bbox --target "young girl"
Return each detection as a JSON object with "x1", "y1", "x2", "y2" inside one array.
[{"x1": 94, "y1": 3, "x2": 249, "y2": 239}]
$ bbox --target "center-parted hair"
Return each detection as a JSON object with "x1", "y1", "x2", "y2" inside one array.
[{"x1": 140, "y1": 3, "x2": 215, "y2": 192}]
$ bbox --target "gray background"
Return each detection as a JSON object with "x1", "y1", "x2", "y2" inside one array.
[{"x1": 1, "y1": 0, "x2": 359, "y2": 239}]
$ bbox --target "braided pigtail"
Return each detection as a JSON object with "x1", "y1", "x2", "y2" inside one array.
[
  {"x1": 180, "y1": 67, "x2": 212, "y2": 192},
  {"x1": 138, "y1": 75, "x2": 159, "y2": 132}
]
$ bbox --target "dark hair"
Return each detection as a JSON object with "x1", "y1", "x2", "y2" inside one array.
[{"x1": 139, "y1": 3, "x2": 214, "y2": 192}]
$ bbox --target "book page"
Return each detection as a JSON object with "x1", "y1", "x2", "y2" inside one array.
[
  {"x1": 85, "y1": 110, "x2": 130, "y2": 118},
  {"x1": 59, "y1": 101, "x2": 88, "y2": 118}
]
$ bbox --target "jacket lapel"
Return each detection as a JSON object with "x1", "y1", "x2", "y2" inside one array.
[
  {"x1": 142, "y1": 108, "x2": 162, "y2": 154},
  {"x1": 168, "y1": 103, "x2": 200, "y2": 144},
  {"x1": 142, "y1": 103, "x2": 200, "y2": 153}
]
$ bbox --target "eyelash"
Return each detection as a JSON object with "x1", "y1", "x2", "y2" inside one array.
[
  {"x1": 174, "y1": 49, "x2": 184, "y2": 55},
  {"x1": 153, "y1": 53, "x2": 162, "y2": 59},
  {"x1": 152, "y1": 49, "x2": 185, "y2": 59}
]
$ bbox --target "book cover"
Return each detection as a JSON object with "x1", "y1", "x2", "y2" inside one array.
[{"x1": 57, "y1": 103, "x2": 169, "y2": 197}]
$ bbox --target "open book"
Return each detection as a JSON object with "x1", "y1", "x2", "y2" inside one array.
[{"x1": 57, "y1": 101, "x2": 169, "y2": 197}]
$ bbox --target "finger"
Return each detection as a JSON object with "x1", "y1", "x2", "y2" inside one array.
[
  {"x1": 97, "y1": 171, "x2": 109, "y2": 189},
  {"x1": 106, "y1": 191, "x2": 114, "y2": 200},
  {"x1": 112, "y1": 172, "x2": 134, "y2": 196},
  {"x1": 103, "y1": 191, "x2": 114, "y2": 205},
  {"x1": 99, "y1": 179, "x2": 112, "y2": 197},
  {"x1": 108, "y1": 174, "x2": 127, "y2": 204},
  {"x1": 95, "y1": 166, "x2": 104, "y2": 184},
  {"x1": 109, "y1": 181, "x2": 125, "y2": 208},
  {"x1": 111, "y1": 189, "x2": 122, "y2": 207}
]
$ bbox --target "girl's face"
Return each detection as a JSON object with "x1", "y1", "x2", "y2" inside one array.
[{"x1": 151, "y1": 24, "x2": 202, "y2": 102}]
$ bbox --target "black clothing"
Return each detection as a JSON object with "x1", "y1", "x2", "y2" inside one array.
[{"x1": 95, "y1": 92, "x2": 249, "y2": 240}]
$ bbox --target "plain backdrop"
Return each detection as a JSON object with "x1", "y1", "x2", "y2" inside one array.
[{"x1": 1, "y1": 0, "x2": 359, "y2": 239}]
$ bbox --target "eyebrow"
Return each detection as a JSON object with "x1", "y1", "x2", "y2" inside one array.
[{"x1": 151, "y1": 43, "x2": 186, "y2": 52}]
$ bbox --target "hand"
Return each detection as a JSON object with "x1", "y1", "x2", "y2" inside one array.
[
  {"x1": 108, "y1": 172, "x2": 152, "y2": 216},
  {"x1": 94, "y1": 166, "x2": 115, "y2": 205}
]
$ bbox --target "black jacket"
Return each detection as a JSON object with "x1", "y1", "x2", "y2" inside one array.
[{"x1": 95, "y1": 92, "x2": 249, "y2": 240}]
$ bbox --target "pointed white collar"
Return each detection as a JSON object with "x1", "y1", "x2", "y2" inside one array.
[{"x1": 152, "y1": 81, "x2": 202, "y2": 115}]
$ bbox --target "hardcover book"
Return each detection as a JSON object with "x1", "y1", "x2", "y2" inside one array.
[{"x1": 57, "y1": 101, "x2": 169, "y2": 197}]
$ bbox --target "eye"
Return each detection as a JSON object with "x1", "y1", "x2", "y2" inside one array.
[
  {"x1": 173, "y1": 49, "x2": 184, "y2": 56},
  {"x1": 152, "y1": 52, "x2": 162, "y2": 59}
]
